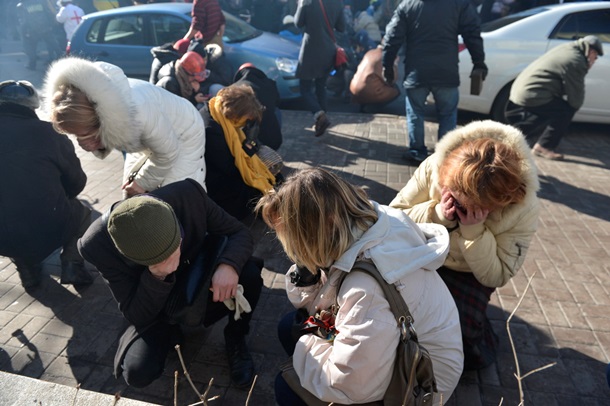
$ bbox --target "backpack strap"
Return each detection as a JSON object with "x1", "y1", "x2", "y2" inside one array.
[{"x1": 347, "y1": 260, "x2": 420, "y2": 343}]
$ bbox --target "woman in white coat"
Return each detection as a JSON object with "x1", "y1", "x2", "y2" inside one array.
[
  {"x1": 256, "y1": 168, "x2": 463, "y2": 405},
  {"x1": 44, "y1": 56, "x2": 206, "y2": 197}
]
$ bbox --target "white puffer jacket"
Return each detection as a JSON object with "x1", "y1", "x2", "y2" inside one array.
[
  {"x1": 286, "y1": 203, "x2": 463, "y2": 404},
  {"x1": 43, "y1": 57, "x2": 206, "y2": 192}
]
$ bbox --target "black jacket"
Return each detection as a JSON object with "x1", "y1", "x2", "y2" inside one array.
[
  {"x1": 149, "y1": 42, "x2": 182, "y2": 84},
  {"x1": 233, "y1": 66, "x2": 283, "y2": 150},
  {"x1": 78, "y1": 179, "x2": 253, "y2": 328},
  {"x1": 0, "y1": 102, "x2": 87, "y2": 261},
  {"x1": 382, "y1": 0, "x2": 485, "y2": 88}
]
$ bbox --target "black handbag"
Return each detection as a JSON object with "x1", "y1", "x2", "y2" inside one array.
[{"x1": 280, "y1": 260, "x2": 437, "y2": 406}]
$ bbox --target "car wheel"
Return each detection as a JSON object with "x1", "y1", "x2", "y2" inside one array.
[{"x1": 490, "y1": 82, "x2": 529, "y2": 125}]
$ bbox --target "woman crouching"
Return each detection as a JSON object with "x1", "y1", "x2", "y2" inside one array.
[{"x1": 256, "y1": 168, "x2": 464, "y2": 405}]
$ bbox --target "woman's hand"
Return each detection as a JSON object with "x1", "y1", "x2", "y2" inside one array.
[
  {"x1": 121, "y1": 179, "x2": 146, "y2": 197},
  {"x1": 440, "y1": 187, "x2": 458, "y2": 221},
  {"x1": 194, "y1": 92, "x2": 208, "y2": 103},
  {"x1": 456, "y1": 205, "x2": 490, "y2": 226},
  {"x1": 210, "y1": 263, "x2": 239, "y2": 302}
]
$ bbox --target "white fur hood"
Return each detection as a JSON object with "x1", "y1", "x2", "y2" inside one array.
[{"x1": 42, "y1": 57, "x2": 142, "y2": 152}]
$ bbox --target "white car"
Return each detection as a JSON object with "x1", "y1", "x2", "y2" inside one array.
[{"x1": 458, "y1": 2, "x2": 610, "y2": 124}]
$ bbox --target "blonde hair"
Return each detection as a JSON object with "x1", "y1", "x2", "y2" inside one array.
[
  {"x1": 215, "y1": 84, "x2": 263, "y2": 122},
  {"x1": 49, "y1": 84, "x2": 100, "y2": 136},
  {"x1": 438, "y1": 138, "x2": 526, "y2": 209},
  {"x1": 256, "y1": 168, "x2": 378, "y2": 272}
]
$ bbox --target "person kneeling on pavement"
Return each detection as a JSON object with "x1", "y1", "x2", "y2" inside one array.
[
  {"x1": 77, "y1": 179, "x2": 263, "y2": 388},
  {"x1": 0, "y1": 80, "x2": 93, "y2": 289}
]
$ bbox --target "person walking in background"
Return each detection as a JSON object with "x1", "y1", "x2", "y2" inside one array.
[
  {"x1": 55, "y1": 0, "x2": 84, "y2": 43},
  {"x1": 295, "y1": 0, "x2": 345, "y2": 137},
  {"x1": 256, "y1": 168, "x2": 463, "y2": 405},
  {"x1": 0, "y1": 80, "x2": 93, "y2": 289},
  {"x1": 16, "y1": 0, "x2": 62, "y2": 70},
  {"x1": 184, "y1": 0, "x2": 226, "y2": 49},
  {"x1": 381, "y1": 0, "x2": 486, "y2": 164},
  {"x1": 44, "y1": 56, "x2": 206, "y2": 198},
  {"x1": 509, "y1": 35, "x2": 603, "y2": 160},
  {"x1": 390, "y1": 120, "x2": 540, "y2": 371},
  {"x1": 78, "y1": 180, "x2": 263, "y2": 389}
]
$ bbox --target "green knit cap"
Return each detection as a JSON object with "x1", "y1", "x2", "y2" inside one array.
[{"x1": 107, "y1": 196, "x2": 181, "y2": 266}]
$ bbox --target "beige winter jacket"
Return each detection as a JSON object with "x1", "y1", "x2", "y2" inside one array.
[{"x1": 390, "y1": 120, "x2": 540, "y2": 288}]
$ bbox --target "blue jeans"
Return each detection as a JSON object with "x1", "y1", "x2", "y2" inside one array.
[{"x1": 405, "y1": 86, "x2": 459, "y2": 154}]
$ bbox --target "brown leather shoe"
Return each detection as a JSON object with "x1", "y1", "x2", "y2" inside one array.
[{"x1": 532, "y1": 143, "x2": 564, "y2": 160}]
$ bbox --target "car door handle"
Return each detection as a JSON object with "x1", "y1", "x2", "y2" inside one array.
[{"x1": 95, "y1": 51, "x2": 109, "y2": 57}]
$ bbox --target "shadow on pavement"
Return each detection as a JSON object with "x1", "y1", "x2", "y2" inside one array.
[{"x1": 538, "y1": 175, "x2": 610, "y2": 222}]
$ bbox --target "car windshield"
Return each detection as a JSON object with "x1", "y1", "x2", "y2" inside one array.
[
  {"x1": 481, "y1": 6, "x2": 552, "y2": 32},
  {"x1": 186, "y1": 11, "x2": 261, "y2": 42}
]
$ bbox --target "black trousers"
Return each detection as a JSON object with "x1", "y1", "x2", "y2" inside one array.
[
  {"x1": 121, "y1": 258, "x2": 263, "y2": 388},
  {"x1": 515, "y1": 98, "x2": 576, "y2": 150},
  {"x1": 11, "y1": 200, "x2": 91, "y2": 269}
]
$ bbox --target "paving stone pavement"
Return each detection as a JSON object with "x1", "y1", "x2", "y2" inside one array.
[{"x1": 2, "y1": 56, "x2": 610, "y2": 405}]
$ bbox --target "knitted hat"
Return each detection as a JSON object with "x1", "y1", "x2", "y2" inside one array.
[
  {"x1": 583, "y1": 35, "x2": 604, "y2": 56},
  {"x1": 107, "y1": 196, "x2": 181, "y2": 266},
  {"x1": 173, "y1": 39, "x2": 191, "y2": 56},
  {"x1": 0, "y1": 80, "x2": 40, "y2": 109}
]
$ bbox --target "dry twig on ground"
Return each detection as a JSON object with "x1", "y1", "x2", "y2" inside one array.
[{"x1": 506, "y1": 272, "x2": 556, "y2": 405}]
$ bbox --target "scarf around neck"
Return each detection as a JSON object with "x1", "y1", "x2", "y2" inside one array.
[{"x1": 208, "y1": 97, "x2": 275, "y2": 194}]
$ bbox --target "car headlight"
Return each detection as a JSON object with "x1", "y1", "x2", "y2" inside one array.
[{"x1": 276, "y1": 57, "x2": 298, "y2": 76}]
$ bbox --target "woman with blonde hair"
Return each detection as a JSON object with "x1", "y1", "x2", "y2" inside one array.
[
  {"x1": 390, "y1": 120, "x2": 540, "y2": 370},
  {"x1": 201, "y1": 83, "x2": 278, "y2": 220},
  {"x1": 257, "y1": 167, "x2": 463, "y2": 405},
  {"x1": 44, "y1": 56, "x2": 206, "y2": 198}
]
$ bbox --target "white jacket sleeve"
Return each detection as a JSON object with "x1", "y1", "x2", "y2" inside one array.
[
  {"x1": 56, "y1": 7, "x2": 68, "y2": 23},
  {"x1": 134, "y1": 112, "x2": 180, "y2": 191}
]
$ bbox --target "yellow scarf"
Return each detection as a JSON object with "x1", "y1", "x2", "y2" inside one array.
[{"x1": 208, "y1": 97, "x2": 275, "y2": 194}]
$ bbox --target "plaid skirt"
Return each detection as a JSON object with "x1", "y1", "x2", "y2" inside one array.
[{"x1": 437, "y1": 266, "x2": 499, "y2": 370}]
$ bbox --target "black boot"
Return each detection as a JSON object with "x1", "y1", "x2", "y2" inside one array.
[
  {"x1": 60, "y1": 261, "x2": 94, "y2": 286},
  {"x1": 225, "y1": 334, "x2": 255, "y2": 389},
  {"x1": 13, "y1": 259, "x2": 42, "y2": 289}
]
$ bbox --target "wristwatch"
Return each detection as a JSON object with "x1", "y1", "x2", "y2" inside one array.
[{"x1": 289, "y1": 266, "x2": 321, "y2": 287}]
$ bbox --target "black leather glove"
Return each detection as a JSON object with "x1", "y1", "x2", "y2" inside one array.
[
  {"x1": 470, "y1": 61, "x2": 488, "y2": 81},
  {"x1": 290, "y1": 308, "x2": 312, "y2": 342},
  {"x1": 382, "y1": 66, "x2": 394, "y2": 85}
]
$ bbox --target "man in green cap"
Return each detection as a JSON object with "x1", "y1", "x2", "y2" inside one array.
[{"x1": 78, "y1": 179, "x2": 263, "y2": 389}]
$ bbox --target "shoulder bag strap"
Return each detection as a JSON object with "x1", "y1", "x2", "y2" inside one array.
[
  {"x1": 351, "y1": 260, "x2": 420, "y2": 343},
  {"x1": 317, "y1": 0, "x2": 336, "y2": 44}
]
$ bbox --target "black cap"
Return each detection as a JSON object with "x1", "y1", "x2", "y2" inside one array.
[{"x1": 0, "y1": 80, "x2": 39, "y2": 109}]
